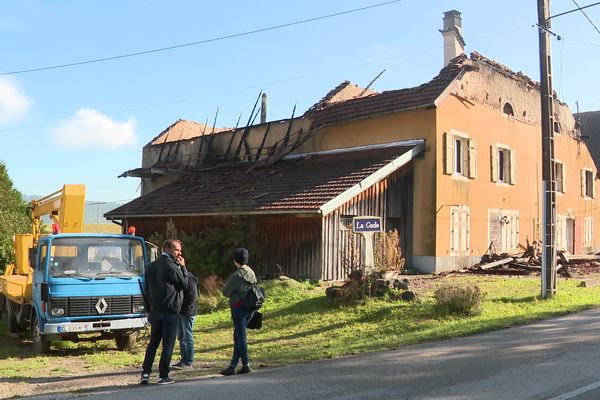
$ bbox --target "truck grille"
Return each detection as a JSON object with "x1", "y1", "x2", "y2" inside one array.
[{"x1": 49, "y1": 295, "x2": 145, "y2": 317}]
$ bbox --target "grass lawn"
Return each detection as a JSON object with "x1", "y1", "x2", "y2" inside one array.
[{"x1": 1, "y1": 274, "x2": 600, "y2": 380}]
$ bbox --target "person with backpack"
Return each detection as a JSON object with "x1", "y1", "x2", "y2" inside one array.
[{"x1": 220, "y1": 247, "x2": 257, "y2": 376}]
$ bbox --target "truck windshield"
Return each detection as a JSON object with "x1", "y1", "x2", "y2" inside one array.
[{"x1": 48, "y1": 237, "x2": 145, "y2": 278}]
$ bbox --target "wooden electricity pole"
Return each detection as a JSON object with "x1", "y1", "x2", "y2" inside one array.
[{"x1": 537, "y1": 0, "x2": 557, "y2": 298}]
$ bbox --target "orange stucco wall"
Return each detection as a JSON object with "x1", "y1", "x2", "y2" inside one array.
[
  {"x1": 436, "y1": 94, "x2": 599, "y2": 269},
  {"x1": 298, "y1": 108, "x2": 438, "y2": 258}
]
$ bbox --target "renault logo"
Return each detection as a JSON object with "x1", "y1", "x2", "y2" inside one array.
[{"x1": 95, "y1": 298, "x2": 108, "y2": 314}]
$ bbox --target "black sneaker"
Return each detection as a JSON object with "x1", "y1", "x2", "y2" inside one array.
[
  {"x1": 171, "y1": 362, "x2": 184, "y2": 370},
  {"x1": 219, "y1": 366, "x2": 237, "y2": 376},
  {"x1": 139, "y1": 373, "x2": 150, "y2": 385},
  {"x1": 238, "y1": 366, "x2": 251, "y2": 374},
  {"x1": 157, "y1": 376, "x2": 175, "y2": 385}
]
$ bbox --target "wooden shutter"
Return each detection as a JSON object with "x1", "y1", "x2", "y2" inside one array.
[
  {"x1": 490, "y1": 145, "x2": 498, "y2": 182},
  {"x1": 468, "y1": 138, "x2": 477, "y2": 179},
  {"x1": 444, "y1": 132, "x2": 454, "y2": 175},
  {"x1": 593, "y1": 171, "x2": 596, "y2": 198},
  {"x1": 509, "y1": 149, "x2": 516, "y2": 185},
  {"x1": 581, "y1": 169, "x2": 586, "y2": 197},
  {"x1": 563, "y1": 163, "x2": 567, "y2": 193}
]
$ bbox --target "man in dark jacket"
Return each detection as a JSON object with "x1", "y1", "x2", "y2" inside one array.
[
  {"x1": 140, "y1": 239, "x2": 188, "y2": 385},
  {"x1": 172, "y1": 272, "x2": 198, "y2": 369}
]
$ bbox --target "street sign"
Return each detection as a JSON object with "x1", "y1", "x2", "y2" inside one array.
[{"x1": 352, "y1": 216, "x2": 383, "y2": 233}]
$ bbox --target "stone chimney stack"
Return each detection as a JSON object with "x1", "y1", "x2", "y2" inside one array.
[
  {"x1": 260, "y1": 93, "x2": 267, "y2": 124},
  {"x1": 440, "y1": 10, "x2": 466, "y2": 65}
]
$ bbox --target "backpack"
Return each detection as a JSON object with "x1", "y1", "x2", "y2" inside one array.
[{"x1": 244, "y1": 284, "x2": 265, "y2": 311}]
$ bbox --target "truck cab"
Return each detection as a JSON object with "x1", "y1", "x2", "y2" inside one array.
[{"x1": 29, "y1": 234, "x2": 150, "y2": 352}]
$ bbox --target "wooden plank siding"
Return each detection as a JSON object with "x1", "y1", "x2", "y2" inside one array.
[
  {"x1": 123, "y1": 165, "x2": 413, "y2": 280},
  {"x1": 321, "y1": 166, "x2": 413, "y2": 280},
  {"x1": 125, "y1": 215, "x2": 322, "y2": 278}
]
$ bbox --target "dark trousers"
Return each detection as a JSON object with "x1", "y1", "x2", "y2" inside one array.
[
  {"x1": 142, "y1": 311, "x2": 179, "y2": 378},
  {"x1": 229, "y1": 306, "x2": 254, "y2": 368}
]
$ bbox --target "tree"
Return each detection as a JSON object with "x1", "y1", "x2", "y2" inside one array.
[{"x1": 0, "y1": 162, "x2": 30, "y2": 273}]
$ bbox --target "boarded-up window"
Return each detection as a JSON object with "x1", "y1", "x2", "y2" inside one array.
[
  {"x1": 488, "y1": 210, "x2": 520, "y2": 253},
  {"x1": 584, "y1": 217, "x2": 593, "y2": 246},
  {"x1": 450, "y1": 206, "x2": 470, "y2": 254}
]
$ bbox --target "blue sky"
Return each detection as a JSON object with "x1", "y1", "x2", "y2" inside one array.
[{"x1": 1, "y1": 1, "x2": 598, "y2": 202}]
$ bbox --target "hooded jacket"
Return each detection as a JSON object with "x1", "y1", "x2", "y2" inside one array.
[
  {"x1": 144, "y1": 253, "x2": 188, "y2": 314},
  {"x1": 222, "y1": 265, "x2": 257, "y2": 307}
]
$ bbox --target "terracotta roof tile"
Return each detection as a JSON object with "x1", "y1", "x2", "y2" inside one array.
[
  {"x1": 148, "y1": 119, "x2": 232, "y2": 146},
  {"x1": 308, "y1": 54, "x2": 467, "y2": 128},
  {"x1": 106, "y1": 143, "x2": 420, "y2": 218}
]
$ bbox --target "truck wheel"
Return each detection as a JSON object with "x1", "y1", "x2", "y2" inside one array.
[
  {"x1": 32, "y1": 316, "x2": 51, "y2": 353},
  {"x1": 5, "y1": 298, "x2": 18, "y2": 334},
  {"x1": 115, "y1": 332, "x2": 137, "y2": 351}
]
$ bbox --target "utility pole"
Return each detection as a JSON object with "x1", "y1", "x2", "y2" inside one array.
[{"x1": 537, "y1": 0, "x2": 557, "y2": 298}]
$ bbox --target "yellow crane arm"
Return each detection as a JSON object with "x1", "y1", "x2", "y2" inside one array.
[{"x1": 30, "y1": 184, "x2": 86, "y2": 243}]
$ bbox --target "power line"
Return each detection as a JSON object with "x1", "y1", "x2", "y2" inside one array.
[
  {"x1": 0, "y1": 0, "x2": 403, "y2": 76},
  {"x1": 571, "y1": 0, "x2": 600, "y2": 36},
  {"x1": 0, "y1": 25, "x2": 532, "y2": 135}
]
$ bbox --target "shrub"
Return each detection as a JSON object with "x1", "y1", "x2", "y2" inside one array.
[
  {"x1": 197, "y1": 292, "x2": 229, "y2": 314},
  {"x1": 434, "y1": 285, "x2": 484, "y2": 316},
  {"x1": 374, "y1": 229, "x2": 405, "y2": 273}
]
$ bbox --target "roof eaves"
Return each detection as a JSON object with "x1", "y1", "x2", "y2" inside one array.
[{"x1": 105, "y1": 209, "x2": 321, "y2": 220}]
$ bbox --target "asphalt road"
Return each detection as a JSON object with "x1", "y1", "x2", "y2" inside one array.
[{"x1": 30, "y1": 308, "x2": 600, "y2": 400}]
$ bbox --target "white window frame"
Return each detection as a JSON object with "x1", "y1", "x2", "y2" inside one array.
[
  {"x1": 581, "y1": 168, "x2": 596, "y2": 199},
  {"x1": 450, "y1": 206, "x2": 470, "y2": 255},
  {"x1": 491, "y1": 143, "x2": 516, "y2": 185},
  {"x1": 444, "y1": 130, "x2": 477, "y2": 179},
  {"x1": 555, "y1": 160, "x2": 566, "y2": 194}
]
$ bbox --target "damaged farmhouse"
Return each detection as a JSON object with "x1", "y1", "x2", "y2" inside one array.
[{"x1": 105, "y1": 10, "x2": 599, "y2": 278}]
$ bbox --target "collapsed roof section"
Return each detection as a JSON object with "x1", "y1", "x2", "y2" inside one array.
[{"x1": 106, "y1": 140, "x2": 424, "y2": 219}]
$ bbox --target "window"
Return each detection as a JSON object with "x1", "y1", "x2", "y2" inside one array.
[
  {"x1": 491, "y1": 145, "x2": 516, "y2": 184},
  {"x1": 581, "y1": 168, "x2": 596, "y2": 198},
  {"x1": 450, "y1": 206, "x2": 470, "y2": 254},
  {"x1": 339, "y1": 215, "x2": 356, "y2": 231},
  {"x1": 503, "y1": 103, "x2": 514, "y2": 116},
  {"x1": 584, "y1": 217, "x2": 593, "y2": 246},
  {"x1": 444, "y1": 131, "x2": 477, "y2": 179},
  {"x1": 556, "y1": 215, "x2": 566, "y2": 251},
  {"x1": 555, "y1": 161, "x2": 566, "y2": 193},
  {"x1": 488, "y1": 210, "x2": 520, "y2": 253}
]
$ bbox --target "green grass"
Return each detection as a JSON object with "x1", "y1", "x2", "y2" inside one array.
[{"x1": 1, "y1": 275, "x2": 600, "y2": 378}]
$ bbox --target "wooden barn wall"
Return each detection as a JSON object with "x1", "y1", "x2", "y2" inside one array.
[
  {"x1": 125, "y1": 215, "x2": 321, "y2": 278},
  {"x1": 321, "y1": 165, "x2": 413, "y2": 281}
]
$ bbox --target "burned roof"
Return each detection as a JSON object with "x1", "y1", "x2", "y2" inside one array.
[
  {"x1": 106, "y1": 140, "x2": 424, "y2": 219},
  {"x1": 148, "y1": 119, "x2": 232, "y2": 146},
  {"x1": 308, "y1": 54, "x2": 468, "y2": 128}
]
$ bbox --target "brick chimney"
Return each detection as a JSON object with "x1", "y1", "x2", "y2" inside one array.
[{"x1": 440, "y1": 10, "x2": 466, "y2": 65}]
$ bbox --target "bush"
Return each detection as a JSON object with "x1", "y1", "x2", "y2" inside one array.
[
  {"x1": 434, "y1": 285, "x2": 484, "y2": 316},
  {"x1": 197, "y1": 292, "x2": 229, "y2": 314}
]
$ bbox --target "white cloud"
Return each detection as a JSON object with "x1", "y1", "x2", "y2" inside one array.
[
  {"x1": 51, "y1": 109, "x2": 137, "y2": 149},
  {"x1": 0, "y1": 76, "x2": 32, "y2": 123}
]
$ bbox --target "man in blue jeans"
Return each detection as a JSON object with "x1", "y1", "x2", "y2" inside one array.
[
  {"x1": 140, "y1": 239, "x2": 188, "y2": 385},
  {"x1": 172, "y1": 271, "x2": 198, "y2": 369}
]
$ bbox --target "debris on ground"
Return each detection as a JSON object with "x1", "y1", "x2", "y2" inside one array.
[{"x1": 461, "y1": 241, "x2": 600, "y2": 278}]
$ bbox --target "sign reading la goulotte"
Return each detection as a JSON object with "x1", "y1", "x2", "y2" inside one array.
[{"x1": 352, "y1": 216, "x2": 383, "y2": 233}]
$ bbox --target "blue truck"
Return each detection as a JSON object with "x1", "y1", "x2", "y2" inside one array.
[{"x1": 0, "y1": 185, "x2": 154, "y2": 353}]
